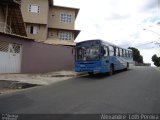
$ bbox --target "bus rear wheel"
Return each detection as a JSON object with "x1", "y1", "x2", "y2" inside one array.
[
  {"x1": 125, "y1": 62, "x2": 129, "y2": 71},
  {"x1": 109, "y1": 65, "x2": 114, "y2": 76}
]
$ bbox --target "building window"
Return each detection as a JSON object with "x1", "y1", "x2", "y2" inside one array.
[
  {"x1": 27, "y1": 25, "x2": 39, "y2": 34},
  {"x1": 58, "y1": 31, "x2": 72, "y2": 40},
  {"x1": 50, "y1": 32, "x2": 54, "y2": 37},
  {"x1": 60, "y1": 13, "x2": 72, "y2": 23},
  {"x1": 28, "y1": 4, "x2": 40, "y2": 13},
  {"x1": 0, "y1": 41, "x2": 9, "y2": 52}
]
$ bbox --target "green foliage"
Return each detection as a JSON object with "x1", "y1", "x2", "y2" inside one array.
[
  {"x1": 152, "y1": 54, "x2": 160, "y2": 67},
  {"x1": 128, "y1": 47, "x2": 143, "y2": 63}
]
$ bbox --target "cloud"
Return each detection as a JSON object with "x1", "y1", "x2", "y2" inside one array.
[
  {"x1": 140, "y1": 0, "x2": 158, "y2": 11},
  {"x1": 143, "y1": 16, "x2": 160, "y2": 25},
  {"x1": 130, "y1": 33, "x2": 141, "y2": 39},
  {"x1": 106, "y1": 12, "x2": 130, "y2": 20}
]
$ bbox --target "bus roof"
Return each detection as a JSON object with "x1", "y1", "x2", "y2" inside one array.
[{"x1": 76, "y1": 39, "x2": 132, "y2": 51}]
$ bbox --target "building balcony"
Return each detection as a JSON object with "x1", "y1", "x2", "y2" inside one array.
[{"x1": 0, "y1": 22, "x2": 12, "y2": 34}]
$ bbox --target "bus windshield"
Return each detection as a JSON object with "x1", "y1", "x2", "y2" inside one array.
[{"x1": 76, "y1": 45, "x2": 100, "y2": 61}]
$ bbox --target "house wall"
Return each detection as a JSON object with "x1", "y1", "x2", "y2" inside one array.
[
  {"x1": 48, "y1": 7, "x2": 75, "y2": 30},
  {"x1": 21, "y1": 0, "x2": 49, "y2": 24},
  {"x1": 22, "y1": 42, "x2": 74, "y2": 73},
  {"x1": 26, "y1": 24, "x2": 48, "y2": 41},
  {"x1": 0, "y1": 33, "x2": 75, "y2": 73},
  {"x1": 48, "y1": 29, "x2": 58, "y2": 39}
]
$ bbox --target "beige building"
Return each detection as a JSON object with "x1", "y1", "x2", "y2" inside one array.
[{"x1": 21, "y1": 0, "x2": 80, "y2": 45}]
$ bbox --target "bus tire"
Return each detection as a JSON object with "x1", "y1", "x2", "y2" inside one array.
[
  {"x1": 125, "y1": 62, "x2": 129, "y2": 70},
  {"x1": 109, "y1": 65, "x2": 114, "y2": 76},
  {"x1": 88, "y1": 72, "x2": 93, "y2": 75}
]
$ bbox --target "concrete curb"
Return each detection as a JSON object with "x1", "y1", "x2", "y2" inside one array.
[{"x1": 154, "y1": 67, "x2": 160, "y2": 71}]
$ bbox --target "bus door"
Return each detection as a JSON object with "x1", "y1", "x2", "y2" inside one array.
[{"x1": 101, "y1": 46, "x2": 109, "y2": 72}]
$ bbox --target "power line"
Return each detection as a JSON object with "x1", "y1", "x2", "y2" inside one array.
[
  {"x1": 143, "y1": 28, "x2": 160, "y2": 36},
  {"x1": 134, "y1": 41, "x2": 155, "y2": 47}
]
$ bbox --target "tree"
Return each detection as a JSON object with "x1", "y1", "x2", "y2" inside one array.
[
  {"x1": 128, "y1": 47, "x2": 143, "y2": 63},
  {"x1": 152, "y1": 54, "x2": 160, "y2": 67}
]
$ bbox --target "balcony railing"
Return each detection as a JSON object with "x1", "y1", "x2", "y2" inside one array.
[
  {"x1": 0, "y1": 22, "x2": 12, "y2": 34},
  {"x1": 13, "y1": 0, "x2": 21, "y2": 5}
]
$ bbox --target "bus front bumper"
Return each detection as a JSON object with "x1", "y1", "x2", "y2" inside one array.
[{"x1": 75, "y1": 61, "x2": 102, "y2": 73}]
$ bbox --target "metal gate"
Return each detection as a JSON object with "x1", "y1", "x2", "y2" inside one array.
[{"x1": 0, "y1": 41, "x2": 22, "y2": 73}]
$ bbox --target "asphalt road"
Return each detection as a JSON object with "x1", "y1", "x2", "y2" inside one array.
[{"x1": 0, "y1": 66, "x2": 160, "y2": 114}]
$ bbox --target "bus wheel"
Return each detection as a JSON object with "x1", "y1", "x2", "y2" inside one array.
[
  {"x1": 109, "y1": 65, "x2": 114, "y2": 76},
  {"x1": 125, "y1": 62, "x2": 129, "y2": 71},
  {"x1": 88, "y1": 72, "x2": 93, "y2": 75}
]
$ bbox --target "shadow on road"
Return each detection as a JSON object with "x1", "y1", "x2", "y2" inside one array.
[{"x1": 79, "y1": 69, "x2": 131, "y2": 80}]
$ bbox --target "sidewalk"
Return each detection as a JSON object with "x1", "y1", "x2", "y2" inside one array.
[
  {"x1": 154, "y1": 67, "x2": 160, "y2": 71},
  {"x1": 0, "y1": 71, "x2": 86, "y2": 94},
  {"x1": 0, "y1": 71, "x2": 85, "y2": 85}
]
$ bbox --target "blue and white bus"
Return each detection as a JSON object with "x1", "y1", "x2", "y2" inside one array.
[{"x1": 75, "y1": 39, "x2": 133, "y2": 75}]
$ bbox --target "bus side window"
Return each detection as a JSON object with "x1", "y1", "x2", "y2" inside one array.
[
  {"x1": 118, "y1": 48, "x2": 120, "y2": 56},
  {"x1": 130, "y1": 51, "x2": 132, "y2": 58},
  {"x1": 124, "y1": 50, "x2": 127, "y2": 57},
  {"x1": 127, "y1": 50, "x2": 129, "y2": 58},
  {"x1": 103, "y1": 46, "x2": 108, "y2": 57},
  {"x1": 126, "y1": 50, "x2": 128, "y2": 58},
  {"x1": 115, "y1": 47, "x2": 119, "y2": 56},
  {"x1": 114, "y1": 47, "x2": 116, "y2": 56},
  {"x1": 119, "y1": 49, "x2": 122, "y2": 57},
  {"x1": 123, "y1": 49, "x2": 124, "y2": 57},
  {"x1": 101, "y1": 46, "x2": 106, "y2": 56},
  {"x1": 109, "y1": 46, "x2": 114, "y2": 56},
  {"x1": 128, "y1": 51, "x2": 130, "y2": 58},
  {"x1": 122, "y1": 49, "x2": 124, "y2": 57},
  {"x1": 124, "y1": 50, "x2": 126, "y2": 57}
]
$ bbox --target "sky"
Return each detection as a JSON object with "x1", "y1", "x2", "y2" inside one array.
[{"x1": 54, "y1": 0, "x2": 160, "y2": 65}]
